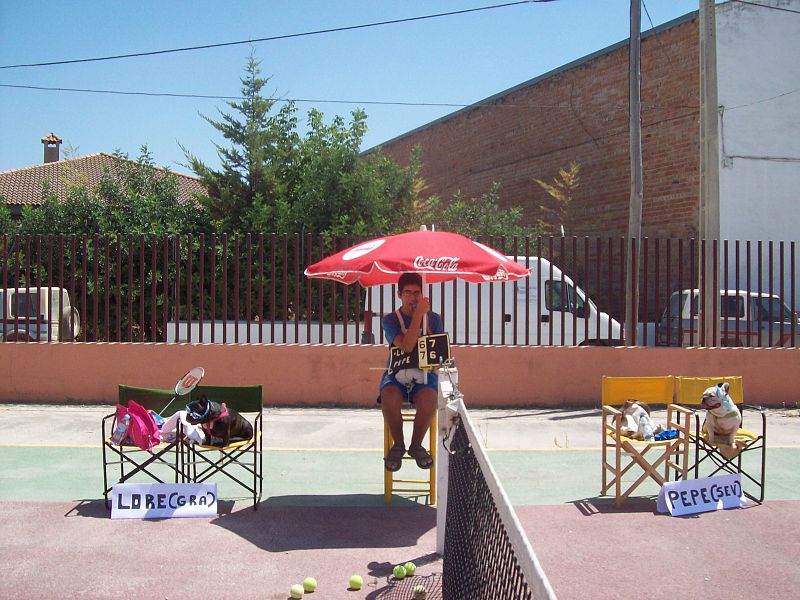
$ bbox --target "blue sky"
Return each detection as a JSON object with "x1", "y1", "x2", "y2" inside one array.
[{"x1": 0, "y1": 0, "x2": 704, "y2": 175}]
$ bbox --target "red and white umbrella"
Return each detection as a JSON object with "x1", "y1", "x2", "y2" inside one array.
[{"x1": 304, "y1": 228, "x2": 529, "y2": 286}]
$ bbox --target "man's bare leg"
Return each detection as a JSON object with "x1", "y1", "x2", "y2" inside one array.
[
  {"x1": 410, "y1": 387, "x2": 436, "y2": 448},
  {"x1": 381, "y1": 384, "x2": 406, "y2": 449}
]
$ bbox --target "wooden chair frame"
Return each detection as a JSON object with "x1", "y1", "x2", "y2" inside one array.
[
  {"x1": 102, "y1": 385, "x2": 188, "y2": 510},
  {"x1": 675, "y1": 376, "x2": 766, "y2": 503},
  {"x1": 383, "y1": 405, "x2": 437, "y2": 505},
  {"x1": 601, "y1": 375, "x2": 692, "y2": 507},
  {"x1": 182, "y1": 384, "x2": 263, "y2": 508}
]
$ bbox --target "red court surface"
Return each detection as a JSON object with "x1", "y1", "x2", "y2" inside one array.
[
  {"x1": 520, "y1": 500, "x2": 800, "y2": 600},
  {"x1": 2, "y1": 498, "x2": 798, "y2": 599}
]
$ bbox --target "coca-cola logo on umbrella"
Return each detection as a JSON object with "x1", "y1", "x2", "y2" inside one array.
[
  {"x1": 413, "y1": 256, "x2": 460, "y2": 271},
  {"x1": 473, "y1": 241, "x2": 510, "y2": 262},
  {"x1": 342, "y1": 239, "x2": 385, "y2": 261},
  {"x1": 481, "y1": 265, "x2": 510, "y2": 281}
]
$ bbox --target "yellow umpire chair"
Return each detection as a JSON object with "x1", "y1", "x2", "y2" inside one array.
[
  {"x1": 601, "y1": 375, "x2": 692, "y2": 507},
  {"x1": 383, "y1": 406, "x2": 437, "y2": 505},
  {"x1": 675, "y1": 376, "x2": 766, "y2": 503}
]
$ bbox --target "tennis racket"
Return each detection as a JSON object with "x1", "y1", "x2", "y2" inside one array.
[{"x1": 159, "y1": 366, "x2": 205, "y2": 415}]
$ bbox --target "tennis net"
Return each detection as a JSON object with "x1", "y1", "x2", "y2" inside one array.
[{"x1": 440, "y1": 393, "x2": 557, "y2": 599}]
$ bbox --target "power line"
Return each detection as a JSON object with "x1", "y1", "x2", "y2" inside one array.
[
  {"x1": 641, "y1": 0, "x2": 675, "y2": 67},
  {"x1": 0, "y1": 83, "x2": 472, "y2": 107},
  {"x1": 0, "y1": 82, "x2": 701, "y2": 111},
  {"x1": 0, "y1": 1, "x2": 555, "y2": 70},
  {"x1": 731, "y1": 0, "x2": 800, "y2": 14},
  {"x1": 0, "y1": 83, "x2": 242, "y2": 101},
  {"x1": 726, "y1": 87, "x2": 800, "y2": 110}
]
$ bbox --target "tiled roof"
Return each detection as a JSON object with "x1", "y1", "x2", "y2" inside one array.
[{"x1": 0, "y1": 153, "x2": 206, "y2": 207}]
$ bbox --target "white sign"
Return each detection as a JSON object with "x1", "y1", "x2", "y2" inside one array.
[
  {"x1": 111, "y1": 482, "x2": 218, "y2": 519},
  {"x1": 657, "y1": 474, "x2": 747, "y2": 516}
]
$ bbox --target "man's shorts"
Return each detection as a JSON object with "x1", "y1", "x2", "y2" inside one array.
[{"x1": 378, "y1": 370, "x2": 439, "y2": 403}]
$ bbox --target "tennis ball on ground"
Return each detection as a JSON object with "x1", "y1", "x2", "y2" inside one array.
[
  {"x1": 392, "y1": 564, "x2": 407, "y2": 579},
  {"x1": 348, "y1": 574, "x2": 363, "y2": 590},
  {"x1": 403, "y1": 561, "x2": 417, "y2": 576},
  {"x1": 412, "y1": 584, "x2": 428, "y2": 600},
  {"x1": 302, "y1": 577, "x2": 317, "y2": 592},
  {"x1": 290, "y1": 583, "x2": 304, "y2": 598}
]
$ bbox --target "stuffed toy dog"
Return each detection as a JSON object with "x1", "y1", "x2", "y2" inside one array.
[
  {"x1": 184, "y1": 395, "x2": 253, "y2": 447},
  {"x1": 621, "y1": 400, "x2": 663, "y2": 440},
  {"x1": 700, "y1": 383, "x2": 742, "y2": 449}
]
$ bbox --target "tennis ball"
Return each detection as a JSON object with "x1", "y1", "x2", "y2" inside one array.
[
  {"x1": 412, "y1": 584, "x2": 428, "y2": 600},
  {"x1": 302, "y1": 577, "x2": 317, "y2": 592},
  {"x1": 392, "y1": 564, "x2": 407, "y2": 579},
  {"x1": 348, "y1": 574, "x2": 363, "y2": 590},
  {"x1": 403, "y1": 561, "x2": 417, "y2": 576},
  {"x1": 290, "y1": 583, "x2": 304, "y2": 598}
]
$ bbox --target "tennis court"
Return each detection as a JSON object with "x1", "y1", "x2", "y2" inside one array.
[{"x1": 1, "y1": 400, "x2": 799, "y2": 599}]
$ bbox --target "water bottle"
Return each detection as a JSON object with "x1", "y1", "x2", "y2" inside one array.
[
  {"x1": 639, "y1": 414, "x2": 655, "y2": 441},
  {"x1": 111, "y1": 414, "x2": 130, "y2": 445}
]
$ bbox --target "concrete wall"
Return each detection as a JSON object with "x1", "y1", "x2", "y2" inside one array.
[
  {"x1": 2, "y1": 342, "x2": 797, "y2": 408},
  {"x1": 716, "y1": 0, "x2": 800, "y2": 299}
]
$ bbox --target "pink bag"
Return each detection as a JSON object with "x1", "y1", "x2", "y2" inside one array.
[{"x1": 114, "y1": 400, "x2": 160, "y2": 451}]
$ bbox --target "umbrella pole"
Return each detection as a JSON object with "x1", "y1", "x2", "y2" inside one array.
[{"x1": 421, "y1": 273, "x2": 429, "y2": 385}]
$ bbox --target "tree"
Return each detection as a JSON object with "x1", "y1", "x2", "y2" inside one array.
[
  {"x1": 19, "y1": 147, "x2": 208, "y2": 235},
  {"x1": 533, "y1": 162, "x2": 580, "y2": 235},
  {"x1": 388, "y1": 172, "x2": 539, "y2": 241},
  {"x1": 183, "y1": 52, "x2": 298, "y2": 232},
  {"x1": 99, "y1": 148, "x2": 209, "y2": 234},
  {"x1": 385, "y1": 147, "x2": 439, "y2": 234},
  {"x1": 184, "y1": 53, "x2": 422, "y2": 239},
  {"x1": 12, "y1": 147, "x2": 212, "y2": 342},
  {"x1": 0, "y1": 202, "x2": 15, "y2": 235},
  {"x1": 277, "y1": 110, "x2": 433, "y2": 239},
  {"x1": 436, "y1": 182, "x2": 539, "y2": 241},
  {"x1": 20, "y1": 180, "x2": 104, "y2": 235}
]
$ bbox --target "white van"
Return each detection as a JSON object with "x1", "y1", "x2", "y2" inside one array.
[
  {"x1": 363, "y1": 256, "x2": 622, "y2": 346},
  {"x1": 657, "y1": 289, "x2": 799, "y2": 347},
  {"x1": 0, "y1": 287, "x2": 81, "y2": 342}
]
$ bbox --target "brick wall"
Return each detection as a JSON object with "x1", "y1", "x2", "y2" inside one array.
[{"x1": 375, "y1": 16, "x2": 701, "y2": 242}]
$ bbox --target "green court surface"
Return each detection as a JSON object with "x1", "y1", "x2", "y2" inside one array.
[{"x1": 2, "y1": 444, "x2": 798, "y2": 506}]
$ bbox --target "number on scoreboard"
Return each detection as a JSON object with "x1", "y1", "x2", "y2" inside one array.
[{"x1": 417, "y1": 333, "x2": 451, "y2": 369}]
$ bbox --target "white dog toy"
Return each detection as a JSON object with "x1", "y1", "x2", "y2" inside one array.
[{"x1": 621, "y1": 400, "x2": 662, "y2": 440}]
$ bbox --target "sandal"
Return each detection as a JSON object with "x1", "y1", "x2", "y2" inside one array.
[
  {"x1": 384, "y1": 443, "x2": 405, "y2": 472},
  {"x1": 407, "y1": 444, "x2": 434, "y2": 470}
]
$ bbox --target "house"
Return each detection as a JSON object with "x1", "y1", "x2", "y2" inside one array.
[
  {"x1": 369, "y1": 1, "x2": 800, "y2": 298},
  {"x1": 0, "y1": 133, "x2": 206, "y2": 218}
]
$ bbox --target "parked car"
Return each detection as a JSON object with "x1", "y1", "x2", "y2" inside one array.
[
  {"x1": 363, "y1": 256, "x2": 623, "y2": 346},
  {"x1": 0, "y1": 287, "x2": 81, "y2": 342},
  {"x1": 657, "y1": 289, "x2": 799, "y2": 347}
]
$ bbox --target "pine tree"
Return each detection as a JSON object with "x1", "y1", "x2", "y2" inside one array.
[{"x1": 182, "y1": 52, "x2": 298, "y2": 232}]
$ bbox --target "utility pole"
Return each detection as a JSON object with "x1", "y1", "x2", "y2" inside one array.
[
  {"x1": 625, "y1": 0, "x2": 643, "y2": 346},
  {"x1": 699, "y1": 0, "x2": 721, "y2": 346}
]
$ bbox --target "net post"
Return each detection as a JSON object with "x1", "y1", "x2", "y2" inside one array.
[{"x1": 436, "y1": 366, "x2": 458, "y2": 556}]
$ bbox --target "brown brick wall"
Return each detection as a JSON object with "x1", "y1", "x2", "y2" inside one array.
[{"x1": 375, "y1": 17, "x2": 701, "y2": 241}]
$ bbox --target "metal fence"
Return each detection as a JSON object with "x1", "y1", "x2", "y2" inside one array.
[{"x1": 1, "y1": 234, "x2": 796, "y2": 347}]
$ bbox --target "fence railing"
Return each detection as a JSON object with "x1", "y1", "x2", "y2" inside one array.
[{"x1": 1, "y1": 234, "x2": 797, "y2": 347}]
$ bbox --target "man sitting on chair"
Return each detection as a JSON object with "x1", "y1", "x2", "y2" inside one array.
[{"x1": 380, "y1": 273, "x2": 444, "y2": 472}]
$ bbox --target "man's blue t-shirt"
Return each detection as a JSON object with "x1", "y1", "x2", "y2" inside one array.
[
  {"x1": 379, "y1": 309, "x2": 445, "y2": 396},
  {"x1": 382, "y1": 310, "x2": 444, "y2": 347}
]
